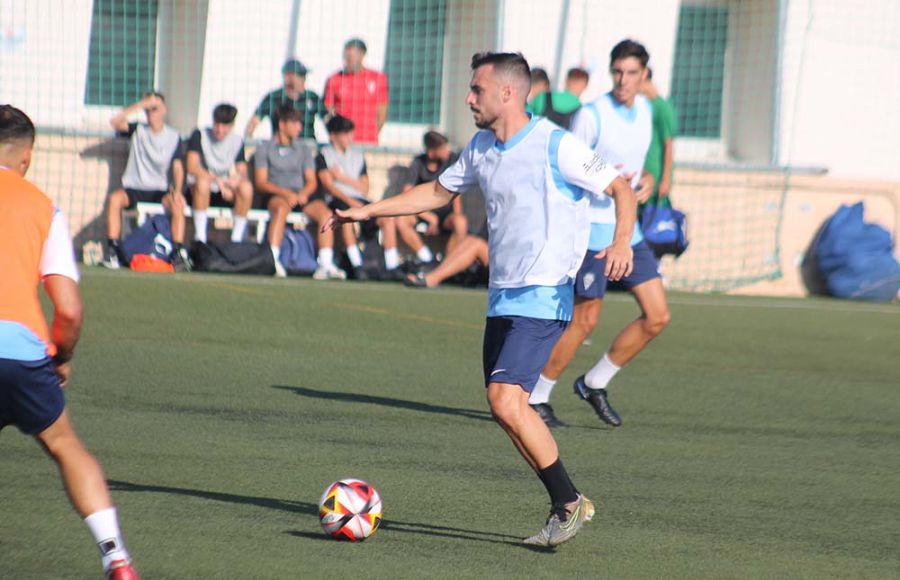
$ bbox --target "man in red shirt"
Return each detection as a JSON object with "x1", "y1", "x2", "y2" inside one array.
[{"x1": 324, "y1": 38, "x2": 389, "y2": 144}]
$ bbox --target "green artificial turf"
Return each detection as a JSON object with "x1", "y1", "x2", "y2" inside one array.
[{"x1": 2, "y1": 268, "x2": 898, "y2": 579}]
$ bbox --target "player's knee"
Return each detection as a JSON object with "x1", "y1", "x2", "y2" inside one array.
[
  {"x1": 644, "y1": 309, "x2": 671, "y2": 336},
  {"x1": 269, "y1": 200, "x2": 288, "y2": 219},
  {"x1": 486, "y1": 388, "x2": 520, "y2": 426},
  {"x1": 108, "y1": 190, "x2": 127, "y2": 210},
  {"x1": 575, "y1": 308, "x2": 599, "y2": 335}
]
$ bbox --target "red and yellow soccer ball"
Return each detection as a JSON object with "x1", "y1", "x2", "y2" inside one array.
[{"x1": 318, "y1": 478, "x2": 383, "y2": 541}]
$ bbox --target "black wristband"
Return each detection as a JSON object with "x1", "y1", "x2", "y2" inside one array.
[{"x1": 53, "y1": 351, "x2": 73, "y2": 365}]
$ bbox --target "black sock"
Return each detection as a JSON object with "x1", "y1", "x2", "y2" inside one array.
[
  {"x1": 107, "y1": 239, "x2": 125, "y2": 262},
  {"x1": 538, "y1": 458, "x2": 579, "y2": 515}
]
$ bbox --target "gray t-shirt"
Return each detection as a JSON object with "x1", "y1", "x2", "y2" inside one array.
[
  {"x1": 255, "y1": 138, "x2": 315, "y2": 192},
  {"x1": 120, "y1": 122, "x2": 181, "y2": 191},
  {"x1": 316, "y1": 145, "x2": 367, "y2": 201}
]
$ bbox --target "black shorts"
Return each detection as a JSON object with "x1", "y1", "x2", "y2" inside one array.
[
  {"x1": 328, "y1": 196, "x2": 369, "y2": 213},
  {"x1": 0, "y1": 357, "x2": 65, "y2": 435},
  {"x1": 125, "y1": 188, "x2": 168, "y2": 209},
  {"x1": 257, "y1": 192, "x2": 326, "y2": 213},
  {"x1": 434, "y1": 206, "x2": 454, "y2": 231}
]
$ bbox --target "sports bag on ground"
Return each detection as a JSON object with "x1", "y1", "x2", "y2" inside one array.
[
  {"x1": 280, "y1": 228, "x2": 318, "y2": 275},
  {"x1": 190, "y1": 241, "x2": 275, "y2": 275},
  {"x1": 121, "y1": 214, "x2": 173, "y2": 265}
]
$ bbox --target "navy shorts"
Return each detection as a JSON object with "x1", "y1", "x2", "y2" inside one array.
[
  {"x1": 575, "y1": 240, "x2": 661, "y2": 299},
  {"x1": 0, "y1": 357, "x2": 65, "y2": 435},
  {"x1": 483, "y1": 316, "x2": 567, "y2": 392},
  {"x1": 125, "y1": 188, "x2": 168, "y2": 209}
]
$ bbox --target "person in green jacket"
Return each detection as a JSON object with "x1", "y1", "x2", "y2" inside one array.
[{"x1": 640, "y1": 68, "x2": 677, "y2": 207}]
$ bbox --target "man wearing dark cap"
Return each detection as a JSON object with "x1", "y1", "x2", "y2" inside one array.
[
  {"x1": 246, "y1": 58, "x2": 325, "y2": 140},
  {"x1": 323, "y1": 38, "x2": 389, "y2": 144}
]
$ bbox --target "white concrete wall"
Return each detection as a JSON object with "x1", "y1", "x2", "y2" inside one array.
[
  {"x1": 779, "y1": 0, "x2": 900, "y2": 180},
  {"x1": 0, "y1": 0, "x2": 93, "y2": 128},
  {"x1": 499, "y1": 0, "x2": 680, "y2": 101}
]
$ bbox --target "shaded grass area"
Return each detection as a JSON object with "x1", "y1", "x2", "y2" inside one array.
[{"x1": 2, "y1": 269, "x2": 898, "y2": 579}]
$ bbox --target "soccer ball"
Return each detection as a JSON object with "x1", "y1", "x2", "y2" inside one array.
[{"x1": 318, "y1": 478, "x2": 383, "y2": 541}]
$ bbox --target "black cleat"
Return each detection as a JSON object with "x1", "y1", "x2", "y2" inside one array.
[
  {"x1": 573, "y1": 375, "x2": 622, "y2": 427},
  {"x1": 530, "y1": 403, "x2": 569, "y2": 429}
]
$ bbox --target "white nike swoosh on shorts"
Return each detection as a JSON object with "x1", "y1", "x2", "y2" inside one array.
[{"x1": 491, "y1": 369, "x2": 507, "y2": 376}]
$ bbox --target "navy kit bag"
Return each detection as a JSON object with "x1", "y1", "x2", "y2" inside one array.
[
  {"x1": 640, "y1": 198, "x2": 689, "y2": 258},
  {"x1": 280, "y1": 228, "x2": 318, "y2": 275},
  {"x1": 802, "y1": 202, "x2": 900, "y2": 302},
  {"x1": 121, "y1": 214, "x2": 173, "y2": 265}
]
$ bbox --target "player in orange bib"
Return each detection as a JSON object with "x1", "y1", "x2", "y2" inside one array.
[{"x1": 0, "y1": 105, "x2": 138, "y2": 580}]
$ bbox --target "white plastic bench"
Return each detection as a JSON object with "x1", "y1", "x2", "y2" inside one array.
[{"x1": 123, "y1": 202, "x2": 309, "y2": 243}]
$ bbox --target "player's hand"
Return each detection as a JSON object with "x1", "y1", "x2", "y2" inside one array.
[
  {"x1": 635, "y1": 174, "x2": 655, "y2": 204},
  {"x1": 658, "y1": 177, "x2": 671, "y2": 198},
  {"x1": 597, "y1": 240, "x2": 634, "y2": 281},
  {"x1": 218, "y1": 180, "x2": 234, "y2": 202},
  {"x1": 323, "y1": 207, "x2": 370, "y2": 232},
  {"x1": 295, "y1": 192, "x2": 309, "y2": 206},
  {"x1": 55, "y1": 362, "x2": 71, "y2": 388}
]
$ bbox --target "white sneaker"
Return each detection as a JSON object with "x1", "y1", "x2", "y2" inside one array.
[
  {"x1": 313, "y1": 264, "x2": 346, "y2": 280},
  {"x1": 102, "y1": 254, "x2": 121, "y2": 270},
  {"x1": 274, "y1": 259, "x2": 287, "y2": 278}
]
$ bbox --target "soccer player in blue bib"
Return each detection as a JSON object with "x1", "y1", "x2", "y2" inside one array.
[{"x1": 326, "y1": 52, "x2": 637, "y2": 546}]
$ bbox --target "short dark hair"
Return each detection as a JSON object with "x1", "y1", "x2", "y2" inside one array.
[
  {"x1": 566, "y1": 67, "x2": 589, "y2": 82},
  {"x1": 423, "y1": 130, "x2": 449, "y2": 150},
  {"x1": 530, "y1": 67, "x2": 550, "y2": 87},
  {"x1": 0, "y1": 105, "x2": 35, "y2": 145},
  {"x1": 144, "y1": 90, "x2": 166, "y2": 103},
  {"x1": 471, "y1": 52, "x2": 531, "y2": 79},
  {"x1": 610, "y1": 39, "x2": 649, "y2": 68},
  {"x1": 326, "y1": 115, "x2": 355, "y2": 134},
  {"x1": 277, "y1": 104, "x2": 302, "y2": 124},
  {"x1": 344, "y1": 38, "x2": 367, "y2": 53},
  {"x1": 213, "y1": 103, "x2": 238, "y2": 125}
]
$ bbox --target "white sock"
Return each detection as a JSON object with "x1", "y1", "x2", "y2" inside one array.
[
  {"x1": 193, "y1": 210, "x2": 208, "y2": 243},
  {"x1": 528, "y1": 374, "x2": 557, "y2": 405},
  {"x1": 584, "y1": 353, "x2": 621, "y2": 390},
  {"x1": 231, "y1": 216, "x2": 247, "y2": 242},
  {"x1": 84, "y1": 507, "x2": 130, "y2": 571},
  {"x1": 416, "y1": 245, "x2": 433, "y2": 263},
  {"x1": 318, "y1": 247, "x2": 334, "y2": 267},
  {"x1": 347, "y1": 244, "x2": 363, "y2": 268},
  {"x1": 270, "y1": 245, "x2": 281, "y2": 264},
  {"x1": 384, "y1": 247, "x2": 400, "y2": 270}
]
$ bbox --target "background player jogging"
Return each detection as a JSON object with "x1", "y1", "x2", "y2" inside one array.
[
  {"x1": 528, "y1": 39, "x2": 672, "y2": 430},
  {"x1": 326, "y1": 52, "x2": 637, "y2": 547}
]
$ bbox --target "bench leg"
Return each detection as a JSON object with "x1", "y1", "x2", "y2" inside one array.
[{"x1": 256, "y1": 220, "x2": 268, "y2": 244}]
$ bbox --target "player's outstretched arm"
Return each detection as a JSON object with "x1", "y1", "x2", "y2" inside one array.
[
  {"x1": 600, "y1": 176, "x2": 637, "y2": 281},
  {"x1": 323, "y1": 180, "x2": 455, "y2": 231}
]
